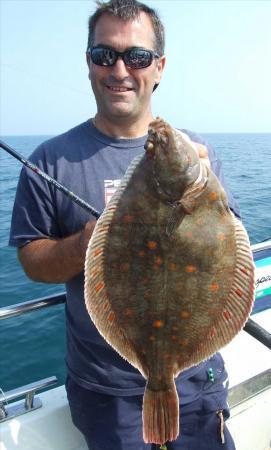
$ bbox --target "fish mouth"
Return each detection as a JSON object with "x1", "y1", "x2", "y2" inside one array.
[
  {"x1": 144, "y1": 139, "x2": 155, "y2": 153},
  {"x1": 144, "y1": 117, "x2": 171, "y2": 157}
]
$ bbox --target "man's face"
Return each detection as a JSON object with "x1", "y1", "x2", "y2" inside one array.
[{"x1": 87, "y1": 12, "x2": 165, "y2": 124}]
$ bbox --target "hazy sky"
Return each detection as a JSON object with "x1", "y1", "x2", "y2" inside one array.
[{"x1": 1, "y1": 0, "x2": 271, "y2": 135}]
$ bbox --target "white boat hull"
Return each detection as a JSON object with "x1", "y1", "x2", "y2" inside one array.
[{"x1": 1, "y1": 385, "x2": 271, "y2": 450}]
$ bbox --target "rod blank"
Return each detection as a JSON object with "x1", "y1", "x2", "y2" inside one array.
[{"x1": 0, "y1": 140, "x2": 101, "y2": 219}]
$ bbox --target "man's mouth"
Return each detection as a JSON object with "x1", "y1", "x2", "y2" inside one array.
[{"x1": 107, "y1": 85, "x2": 133, "y2": 92}]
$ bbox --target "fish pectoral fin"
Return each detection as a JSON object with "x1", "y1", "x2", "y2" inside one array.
[
  {"x1": 179, "y1": 162, "x2": 208, "y2": 214},
  {"x1": 166, "y1": 205, "x2": 186, "y2": 236},
  {"x1": 179, "y1": 197, "x2": 196, "y2": 214}
]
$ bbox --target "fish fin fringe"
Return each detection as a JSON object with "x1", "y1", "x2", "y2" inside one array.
[
  {"x1": 211, "y1": 217, "x2": 254, "y2": 357},
  {"x1": 84, "y1": 224, "x2": 143, "y2": 373},
  {"x1": 143, "y1": 383, "x2": 179, "y2": 444},
  {"x1": 216, "y1": 215, "x2": 255, "y2": 337},
  {"x1": 179, "y1": 215, "x2": 255, "y2": 370},
  {"x1": 84, "y1": 153, "x2": 146, "y2": 375}
]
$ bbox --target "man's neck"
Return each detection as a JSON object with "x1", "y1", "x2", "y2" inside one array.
[{"x1": 92, "y1": 113, "x2": 153, "y2": 139}]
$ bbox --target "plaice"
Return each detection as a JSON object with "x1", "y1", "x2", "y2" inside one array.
[{"x1": 84, "y1": 117, "x2": 255, "y2": 445}]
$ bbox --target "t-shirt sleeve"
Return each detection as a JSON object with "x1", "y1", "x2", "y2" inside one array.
[
  {"x1": 9, "y1": 145, "x2": 61, "y2": 248},
  {"x1": 183, "y1": 129, "x2": 241, "y2": 219}
]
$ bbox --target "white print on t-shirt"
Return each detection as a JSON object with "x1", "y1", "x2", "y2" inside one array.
[{"x1": 104, "y1": 179, "x2": 121, "y2": 205}]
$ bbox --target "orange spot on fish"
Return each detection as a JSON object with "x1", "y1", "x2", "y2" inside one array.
[
  {"x1": 108, "y1": 312, "x2": 115, "y2": 322},
  {"x1": 185, "y1": 265, "x2": 197, "y2": 273},
  {"x1": 138, "y1": 250, "x2": 145, "y2": 257},
  {"x1": 155, "y1": 256, "x2": 163, "y2": 266},
  {"x1": 120, "y1": 262, "x2": 130, "y2": 272},
  {"x1": 223, "y1": 310, "x2": 232, "y2": 320},
  {"x1": 144, "y1": 290, "x2": 152, "y2": 299},
  {"x1": 153, "y1": 320, "x2": 164, "y2": 328},
  {"x1": 210, "y1": 326, "x2": 216, "y2": 338},
  {"x1": 210, "y1": 283, "x2": 219, "y2": 292},
  {"x1": 147, "y1": 241, "x2": 157, "y2": 250},
  {"x1": 209, "y1": 191, "x2": 217, "y2": 201},
  {"x1": 240, "y1": 267, "x2": 248, "y2": 275},
  {"x1": 108, "y1": 311, "x2": 115, "y2": 322},
  {"x1": 179, "y1": 311, "x2": 190, "y2": 319},
  {"x1": 103, "y1": 301, "x2": 109, "y2": 310},
  {"x1": 149, "y1": 335, "x2": 156, "y2": 341},
  {"x1": 171, "y1": 335, "x2": 178, "y2": 341},
  {"x1": 179, "y1": 338, "x2": 189, "y2": 346},
  {"x1": 217, "y1": 232, "x2": 226, "y2": 241},
  {"x1": 91, "y1": 268, "x2": 100, "y2": 278},
  {"x1": 185, "y1": 231, "x2": 193, "y2": 238},
  {"x1": 236, "y1": 288, "x2": 243, "y2": 297},
  {"x1": 169, "y1": 262, "x2": 177, "y2": 271},
  {"x1": 95, "y1": 281, "x2": 105, "y2": 293},
  {"x1": 123, "y1": 214, "x2": 134, "y2": 223},
  {"x1": 123, "y1": 308, "x2": 134, "y2": 317},
  {"x1": 94, "y1": 248, "x2": 103, "y2": 257}
]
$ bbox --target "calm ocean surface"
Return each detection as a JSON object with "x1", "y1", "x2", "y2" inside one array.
[{"x1": 0, "y1": 133, "x2": 271, "y2": 392}]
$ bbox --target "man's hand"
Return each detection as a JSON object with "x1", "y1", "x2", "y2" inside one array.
[
  {"x1": 194, "y1": 142, "x2": 211, "y2": 169},
  {"x1": 180, "y1": 131, "x2": 211, "y2": 169}
]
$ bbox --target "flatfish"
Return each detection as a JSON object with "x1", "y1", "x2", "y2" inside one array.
[{"x1": 84, "y1": 118, "x2": 255, "y2": 445}]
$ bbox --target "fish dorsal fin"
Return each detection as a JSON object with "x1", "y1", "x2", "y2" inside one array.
[
  {"x1": 176, "y1": 214, "x2": 255, "y2": 373},
  {"x1": 108, "y1": 153, "x2": 145, "y2": 208},
  {"x1": 84, "y1": 153, "x2": 147, "y2": 377}
]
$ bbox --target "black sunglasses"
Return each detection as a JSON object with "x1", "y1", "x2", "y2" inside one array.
[{"x1": 88, "y1": 46, "x2": 160, "y2": 69}]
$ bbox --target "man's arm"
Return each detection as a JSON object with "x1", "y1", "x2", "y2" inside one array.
[{"x1": 18, "y1": 220, "x2": 96, "y2": 283}]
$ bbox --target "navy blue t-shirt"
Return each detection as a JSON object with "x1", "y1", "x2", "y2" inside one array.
[{"x1": 9, "y1": 120, "x2": 240, "y2": 398}]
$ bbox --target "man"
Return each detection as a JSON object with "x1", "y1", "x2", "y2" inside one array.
[{"x1": 10, "y1": 1, "x2": 240, "y2": 449}]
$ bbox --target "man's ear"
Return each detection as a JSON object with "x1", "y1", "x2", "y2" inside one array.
[
  {"x1": 86, "y1": 53, "x2": 91, "y2": 81},
  {"x1": 154, "y1": 55, "x2": 166, "y2": 85},
  {"x1": 86, "y1": 52, "x2": 91, "y2": 67}
]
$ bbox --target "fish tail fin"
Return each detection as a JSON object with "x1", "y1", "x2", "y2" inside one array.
[{"x1": 143, "y1": 380, "x2": 179, "y2": 444}]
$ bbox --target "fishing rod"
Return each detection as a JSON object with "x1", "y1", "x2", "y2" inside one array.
[
  {"x1": 0, "y1": 139, "x2": 100, "y2": 219},
  {"x1": 1, "y1": 139, "x2": 271, "y2": 350}
]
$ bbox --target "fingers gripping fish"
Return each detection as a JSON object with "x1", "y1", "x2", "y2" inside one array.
[{"x1": 84, "y1": 118, "x2": 255, "y2": 445}]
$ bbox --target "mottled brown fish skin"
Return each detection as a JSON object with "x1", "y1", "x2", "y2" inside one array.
[
  {"x1": 103, "y1": 119, "x2": 235, "y2": 380},
  {"x1": 84, "y1": 117, "x2": 255, "y2": 445}
]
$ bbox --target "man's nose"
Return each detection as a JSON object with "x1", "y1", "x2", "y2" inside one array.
[{"x1": 110, "y1": 57, "x2": 130, "y2": 79}]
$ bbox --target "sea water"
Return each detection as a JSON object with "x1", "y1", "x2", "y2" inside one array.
[{"x1": 0, "y1": 133, "x2": 270, "y2": 391}]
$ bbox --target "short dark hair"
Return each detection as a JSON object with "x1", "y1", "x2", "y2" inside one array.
[{"x1": 87, "y1": 0, "x2": 165, "y2": 55}]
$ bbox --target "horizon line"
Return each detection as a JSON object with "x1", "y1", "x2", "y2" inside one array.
[{"x1": 1, "y1": 131, "x2": 271, "y2": 137}]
